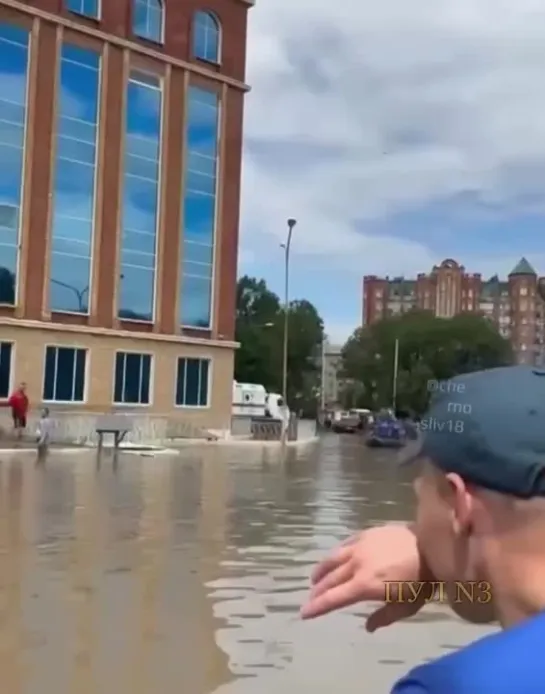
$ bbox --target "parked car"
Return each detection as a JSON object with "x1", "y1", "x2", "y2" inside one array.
[
  {"x1": 332, "y1": 412, "x2": 361, "y2": 434},
  {"x1": 366, "y1": 414, "x2": 407, "y2": 448}
]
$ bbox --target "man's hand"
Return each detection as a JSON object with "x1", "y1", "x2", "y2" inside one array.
[{"x1": 301, "y1": 523, "x2": 433, "y2": 632}]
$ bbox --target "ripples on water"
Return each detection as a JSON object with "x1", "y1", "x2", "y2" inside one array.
[{"x1": 0, "y1": 436, "x2": 491, "y2": 693}]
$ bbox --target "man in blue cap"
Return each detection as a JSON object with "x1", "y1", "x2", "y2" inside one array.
[{"x1": 301, "y1": 365, "x2": 545, "y2": 692}]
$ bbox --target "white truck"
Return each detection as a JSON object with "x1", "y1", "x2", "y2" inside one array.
[
  {"x1": 232, "y1": 381, "x2": 267, "y2": 417},
  {"x1": 264, "y1": 392, "x2": 288, "y2": 420},
  {"x1": 232, "y1": 383, "x2": 289, "y2": 421}
]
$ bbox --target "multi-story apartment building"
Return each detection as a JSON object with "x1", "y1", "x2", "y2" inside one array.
[
  {"x1": 363, "y1": 258, "x2": 545, "y2": 365},
  {"x1": 321, "y1": 342, "x2": 344, "y2": 407},
  {"x1": 0, "y1": 0, "x2": 252, "y2": 433}
]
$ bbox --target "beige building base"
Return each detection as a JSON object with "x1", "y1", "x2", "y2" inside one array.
[{"x1": 0, "y1": 319, "x2": 235, "y2": 434}]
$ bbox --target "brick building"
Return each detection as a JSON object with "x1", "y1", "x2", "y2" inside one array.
[
  {"x1": 0, "y1": 0, "x2": 252, "y2": 433},
  {"x1": 363, "y1": 258, "x2": 545, "y2": 365}
]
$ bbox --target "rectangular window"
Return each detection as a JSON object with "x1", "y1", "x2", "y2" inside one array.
[
  {"x1": 175, "y1": 358, "x2": 209, "y2": 407},
  {"x1": 65, "y1": 0, "x2": 100, "y2": 18},
  {"x1": 118, "y1": 70, "x2": 162, "y2": 322},
  {"x1": 0, "y1": 342, "x2": 13, "y2": 398},
  {"x1": 179, "y1": 86, "x2": 220, "y2": 328},
  {"x1": 113, "y1": 352, "x2": 152, "y2": 404},
  {"x1": 0, "y1": 22, "x2": 30, "y2": 306},
  {"x1": 49, "y1": 43, "x2": 100, "y2": 313},
  {"x1": 43, "y1": 346, "x2": 86, "y2": 402}
]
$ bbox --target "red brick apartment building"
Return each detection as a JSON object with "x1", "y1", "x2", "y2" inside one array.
[
  {"x1": 363, "y1": 258, "x2": 545, "y2": 365},
  {"x1": 0, "y1": 0, "x2": 252, "y2": 433}
]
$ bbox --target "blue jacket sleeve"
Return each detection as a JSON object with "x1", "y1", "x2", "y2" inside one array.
[{"x1": 391, "y1": 675, "x2": 429, "y2": 693}]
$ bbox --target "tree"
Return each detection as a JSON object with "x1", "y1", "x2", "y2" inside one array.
[
  {"x1": 234, "y1": 276, "x2": 324, "y2": 409},
  {"x1": 284, "y1": 299, "x2": 324, "y2": 411},
  {"x1": 235, "y1": 276, "x2": 282, "y2": 391},
  {"x1": 342, "y1": 311, "x2": 513, "y2": 414}
]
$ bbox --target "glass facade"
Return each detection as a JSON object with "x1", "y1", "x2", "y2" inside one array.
[
  {"x1": 175, "y1": 358, "x2": 210, "y2": 407},
  {"x1": 43, "y1": 346, "x2": 86, "y2": 402},
  {"x1": 49, "y1": 44, "x2": 100, "y2": 313},
  {"x1": 133, "y1": 0, "x2": 163, "y2": 43},
  {"x1": 118, "y1": 70, "x2": 162, "y2": 321},
  {"x1": 0, "y1": 22, "x2": 29, "y2": 306},
  {"x1": 65, "y1": 0, "x2": 100, "y2": 18},
  {"x1": 193, "y1": 12, "x2": 220, "y2": 63},
  {"x1": 179, "y1": 86, "x2": 219, "y2": 328},
  {"x1": 0, "y1": 4, "x2": 248, "y2": 422},
  {"x1": 0, "y1": 342, "x2": 12, "y2": 398},
  {"x1": 114, "y1": 351, "x2": 152, "y2": 404}
]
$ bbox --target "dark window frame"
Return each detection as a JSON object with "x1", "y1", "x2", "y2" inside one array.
[
  {"x1": 0, "y1": 342, "x2": 13, "y2": 399},
  {"x1": 175, "y1": 358, "x2": 210, "y2": 407},
  {"x1": 43, "y1": 345, "x2": 87, "y2": 403},
  {"x1": 113, "y1": 351, "x2": 153, "y2": 405}
]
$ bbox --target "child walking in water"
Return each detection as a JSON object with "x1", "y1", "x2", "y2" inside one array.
[{"x1": 36, "y1": 408, "x2": 52, "y2": 462}]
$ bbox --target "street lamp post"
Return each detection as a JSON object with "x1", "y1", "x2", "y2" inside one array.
[
  {"x1": 281, "y1": 218, "x2": 297, "y2": 443},
  {"x1": 320, "y1": 337, "x2": 326, "y2": 411},
  {"x1": 50, "y1": 278, "x2": 89, "y2": 312}
]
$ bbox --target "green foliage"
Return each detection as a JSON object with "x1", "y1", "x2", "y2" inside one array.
[
  {"x1": 235, "y1": 276, "x2": 324, "y2": 410},
  {"x1": 341, "y1": 310, "x2": 513, "y2": 414}
]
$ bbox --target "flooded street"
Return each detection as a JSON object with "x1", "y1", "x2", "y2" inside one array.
[{"x1": 0, "y1": 436, "x2": 492, "y2": 694}]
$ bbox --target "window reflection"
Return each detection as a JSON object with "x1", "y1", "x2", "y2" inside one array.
[
  {"x1": 65, "y1": 0, "x2": 100, "y2": 18},
  {"x1": 118, "y1": 70, "x2": 162, "y2": 321},
  {"x1": 0, "y1": 22, "x2": 29, "y2": 305},
  {"x1": 179, "y1": 86, "x2": 219, "y2": 328},
  {"x1": 192, "y1": 11, "x2": 221, "y2": 63},
  {"x1": 49, "y1": 44, "x2": 100, "y2": 313},
  {"x1": 133, "y1": 0, "x2": 163, "y2": 44}
]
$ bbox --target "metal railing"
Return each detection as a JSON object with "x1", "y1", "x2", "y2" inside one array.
[{"x1": 250, "y1": 415, "x2": 298, "y2": 441}]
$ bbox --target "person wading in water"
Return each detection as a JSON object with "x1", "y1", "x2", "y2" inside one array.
[{"x1": 8, "y1": 382, "x2": 29, "y2": 443}]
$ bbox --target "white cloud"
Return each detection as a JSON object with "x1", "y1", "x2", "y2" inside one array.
[
  {"x1": 239, "y1": 0, "x2": 545, "y2": 338},
  {"x1": 241, "y1": 0, "x2": 545, "y2": 251}
]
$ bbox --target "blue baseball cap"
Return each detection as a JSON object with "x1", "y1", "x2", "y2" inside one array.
[{"x1": 402, "y1": 366, "x2": 545, "y2": 497}]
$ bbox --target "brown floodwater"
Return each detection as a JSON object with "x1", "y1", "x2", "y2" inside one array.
[{"x1": 0, "y1": 435, "x2": 492, "y2": 694}]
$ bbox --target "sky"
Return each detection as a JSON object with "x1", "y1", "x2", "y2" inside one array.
[{"x1": 238, "y1": 0, "x2": 545, "y2": 345}]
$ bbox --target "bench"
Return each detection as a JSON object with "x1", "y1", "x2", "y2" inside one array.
[{"x1": 95, "y1": 414, "x2": 133, "y2": 452}]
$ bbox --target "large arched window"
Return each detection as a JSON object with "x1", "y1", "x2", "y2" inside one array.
[
  {"x1": 192, "y1": 11, "x2": 221, "y2": 63},
  {"x1": 133, "y1": 0, "x2": 163, "y2": 44}
]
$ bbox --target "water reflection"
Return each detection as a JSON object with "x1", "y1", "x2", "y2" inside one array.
[{"x1": 0, "y1": 437, "x2": 491, "y2": 693}]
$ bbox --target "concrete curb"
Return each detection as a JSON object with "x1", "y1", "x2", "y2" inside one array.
[
  {"x1": 0, "y1": 438, "x2": 320, "y2": 454},
  {"x1": 0, "y1": 447, "x2": 90, "y2": 455},
  {"x1": 170, "y1": 436, "x2": 320, "y2": 448},
  {"x1": 119, "y1": 447, "x2": 180, "y2": 456}
]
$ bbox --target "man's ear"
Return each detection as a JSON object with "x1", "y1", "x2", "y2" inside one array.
[{"x1": 444, "y1": 473, "x2": 473, "y2": 535}]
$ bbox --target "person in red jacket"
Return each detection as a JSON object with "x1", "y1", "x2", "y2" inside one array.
[{"x1": 8, "y1": 382, "x2": 29, "y2": 440}]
